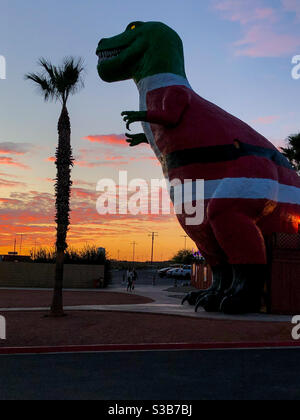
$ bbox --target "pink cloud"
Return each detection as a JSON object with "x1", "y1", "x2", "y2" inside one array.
[
  {"x1": 74, "y1": 137, "x2": 158, "y2": 168},
  {"x1": 0, "y1": 142, "x2": 35, "y2": 155},
  {"x1": 0, "y1": 157, "x2": 30, "y2": 170},
  {"x1": 213, "y1": 1, "x2": 277, "y2": 24},
  {"x1": 252, "y1": 115, "x2": 280, "y2": 125},
  {"x1": 84, "y1": 134, "x2": 127, "y2": 147},
  {"x1": 282, "y1": 0, "x2": 300, "y2": 20},
  {"x1": 235, "y1": 25, "x2": 300, "y2": 57},
  {"x1": 75, "y1": 153, "x2": 158, "y2": 167},
  {"x1": 73, "y1": 179, "x2": 96, "y2": 188},
  {"x1": 0, "y1": 172, "x2": 20, "y2": 179},
  {"x1": 213, "y1": 0, "x2": 300, "y2": 57},
  {"x1": 75, "y1": 160, "x2": 128, "y2": 168},
  {"x1": 0, "y1": 178, "x2": 27, "y2": 188}
]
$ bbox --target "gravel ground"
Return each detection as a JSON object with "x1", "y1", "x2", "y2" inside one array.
[
  {"x1": 0, "y1": 290, "x2": 153, "y2": 308},
  {"x1": 0, "y1": 310, "x2": 292, "y2": 348}
]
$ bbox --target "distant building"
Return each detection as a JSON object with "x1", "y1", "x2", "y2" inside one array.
[{"x1": 0, "y1": 255, "x2": 31, "y2": 263}]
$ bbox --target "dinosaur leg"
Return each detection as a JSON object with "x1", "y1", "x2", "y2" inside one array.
[
  {"x1": 210, "y1": 210, "x2": 267, "y2": 265},
  {"x1": 220, "y1": 265, "x2": 266, "y2": 314},
  {"x1": 181, "y1": 223, "x2": 228, "y2": 307},
  {"x1": 195, "y1": 264, "x2": 233, "y2": 312},
  {"x1": 209, "y1": 210, "x2": 267, "y2": 314}
]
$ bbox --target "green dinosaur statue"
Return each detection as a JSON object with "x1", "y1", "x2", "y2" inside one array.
[{"x1": 97, "y1": 21, "x2": 186, "y2": 149}]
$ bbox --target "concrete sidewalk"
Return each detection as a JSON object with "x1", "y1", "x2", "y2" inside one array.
[{"x1": 0, "y1": 285, "x2": 292, "y2": 323}]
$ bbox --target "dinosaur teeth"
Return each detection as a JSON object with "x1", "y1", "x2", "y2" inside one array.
[{"x1": 98, "y1": 48, "x2": 124, "y2": 63}]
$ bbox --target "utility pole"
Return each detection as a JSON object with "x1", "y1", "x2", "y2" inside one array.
[
  {"x1": 181, "y1": 235, "x2": 188, "y2": 250},
  {"x1": 130, "y1": 242, "x2": 137, "y2": 266},
  {"x1": 13, "y1": 238, "x2": 17, "y2": 254},
  {"x1": 148, "y1": 232, "x2": 158, "y2": 265},
  {"x1": 19, "y1": 234, "x2": 23, "y2": 255},
  {"x1": 117, "y1": 249, "x2": 120, "y2": 261}
]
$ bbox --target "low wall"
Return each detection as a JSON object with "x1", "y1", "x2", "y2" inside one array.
[{"x1": 0, "y1": 263, "x2": 104, "y2": 289}]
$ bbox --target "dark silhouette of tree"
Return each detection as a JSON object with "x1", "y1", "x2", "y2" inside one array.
[
  {"x1": 26, "y1": 57, "x2": 85, "y2": 317},
  {"x1": 281, "y1": 133, "x2": 300, "y2": 173},
  {"x1": 171, "y1": 249, "x2": 196, "y2": 265}
]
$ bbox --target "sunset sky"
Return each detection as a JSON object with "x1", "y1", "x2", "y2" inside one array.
[{"x1": 0, "y1": 0, "x2": 300, "y2": 260}]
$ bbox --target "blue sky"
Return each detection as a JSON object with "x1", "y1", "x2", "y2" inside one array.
[
  {"x1": 0, "y1": 0, "x2": 300, "y2": 257},
  {"x1": 1, "y1": 0, "x2": 299, "y2": 147}
]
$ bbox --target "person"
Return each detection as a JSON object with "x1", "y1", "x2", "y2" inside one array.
[
  {"x1": 127, "y1": 269, "x2": 133, "y2": 292},
  {"x1": 132, "y1": 269, "x2": 138, "y2": 290}
]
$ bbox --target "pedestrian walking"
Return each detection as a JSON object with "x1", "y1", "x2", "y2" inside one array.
[
  {"x1": 132, "y1": 269, "x2": 138, "y2": 290},
  {"x1": 127, "y1": 270, "x2": 133, "y2": 292}
]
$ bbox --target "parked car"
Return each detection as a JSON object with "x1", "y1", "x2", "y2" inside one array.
[
  {"x1": 158, "y1": 267, "x2": 173, "y2": 278},
  {"x1": 167, "y1": 266, "x2": 192, "y2": 279},
  {"x1": 158, "y1": 265, "x2": 182, "y2": 278}
]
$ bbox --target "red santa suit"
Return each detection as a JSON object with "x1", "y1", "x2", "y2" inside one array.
[{"x1": 137, "y1": 73, "x2": 300, "y2": 266}]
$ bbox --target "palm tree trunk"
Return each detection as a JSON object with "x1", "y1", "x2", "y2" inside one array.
[{"x1": 50, "y1": 105, "x2": 73, "y2": 317}]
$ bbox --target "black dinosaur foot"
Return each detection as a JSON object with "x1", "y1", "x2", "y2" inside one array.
[
  {"x1": 220, "y1": 295, "x2": 261, "y2": 315},
  {"x1": 195, "y1": 292, "x2": 224, "y2": 313},
  {"x1": 219, "y1": 264, "x2": 266, "y2": 315},
  {"x1": 181, "y1": 291, "x2": 207, "y2": 306}
]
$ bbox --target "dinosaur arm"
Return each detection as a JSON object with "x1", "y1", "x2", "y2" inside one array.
[
  {"x1": 122, "y1": 111, "x2": 147, "y2": 130},
  {"x1": 146, "y1": 86, "x2": 191, "y2": 126},
  {"x1": 122, "y1": 87, "x2": 191, "y2": 130},
  {"x1": 126, "y1": 133, "x2": 149, "y2": 147}
]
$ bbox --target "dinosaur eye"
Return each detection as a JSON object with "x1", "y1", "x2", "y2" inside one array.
[{"x1": 131, "y1": 25, "x2": 136, "y2": 30}]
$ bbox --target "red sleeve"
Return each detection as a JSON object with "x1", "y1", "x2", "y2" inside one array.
[{"x1": 146, "y1": 86, "x2": 191, "y2": 126}]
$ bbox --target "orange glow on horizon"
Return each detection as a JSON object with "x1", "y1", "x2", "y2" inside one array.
[{"x1": 0, "y1": 218, "x2": 196, "y2": 262}]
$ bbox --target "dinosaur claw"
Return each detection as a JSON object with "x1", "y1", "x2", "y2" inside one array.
[
  {"x1": 181, "y1": 295, "x2": 188, "y2": 305},
  {"x1": 195, "y1": 300, "x2": 202, "y2": 313}
]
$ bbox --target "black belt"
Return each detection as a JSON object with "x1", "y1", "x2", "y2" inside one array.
[{"x1": 166, "y1": 141, "x2": 293, "y2": 171}]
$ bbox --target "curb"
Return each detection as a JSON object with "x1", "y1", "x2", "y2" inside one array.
[{"x1": 0, "y1": 341, "x2": 300, "y2": 355}]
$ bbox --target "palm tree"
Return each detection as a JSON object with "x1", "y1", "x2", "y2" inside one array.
[
  {"x1": 26, "y1": 57, "x2": 85, "y2": 317},
  {"x1": 281, "y1": 133, "x2": 300, "y2": 173}
]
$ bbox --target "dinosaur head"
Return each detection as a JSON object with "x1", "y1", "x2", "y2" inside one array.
[{"x1": 96, "y1": 21, "x2": 187, "y2": 84}]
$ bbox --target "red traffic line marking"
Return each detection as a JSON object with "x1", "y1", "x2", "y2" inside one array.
[{"x1": 1, "y1": 341, "x2": 300, "y2": 355}]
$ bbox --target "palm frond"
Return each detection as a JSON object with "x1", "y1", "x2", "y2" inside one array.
[
  {"x1": 25, "y1": 56, "x2": 85, "y2": 105},
  {"x1": 282, "y1": 133, "x2": 300, "y2": 173},
  {"x1": 58, "y1": 57, "x2": 85, "y2": 102},
  {"x1": 25, "y1": 72, "x2": 54, "y2": 102}
]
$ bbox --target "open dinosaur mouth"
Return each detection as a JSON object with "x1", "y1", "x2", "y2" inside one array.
[{"x1": 97, "y1": 47, "x2": 126, "y2": 64}]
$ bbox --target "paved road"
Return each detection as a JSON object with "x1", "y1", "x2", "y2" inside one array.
[{"x1": 1, "y1": 348, "x2": 300, "y2": 400}]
